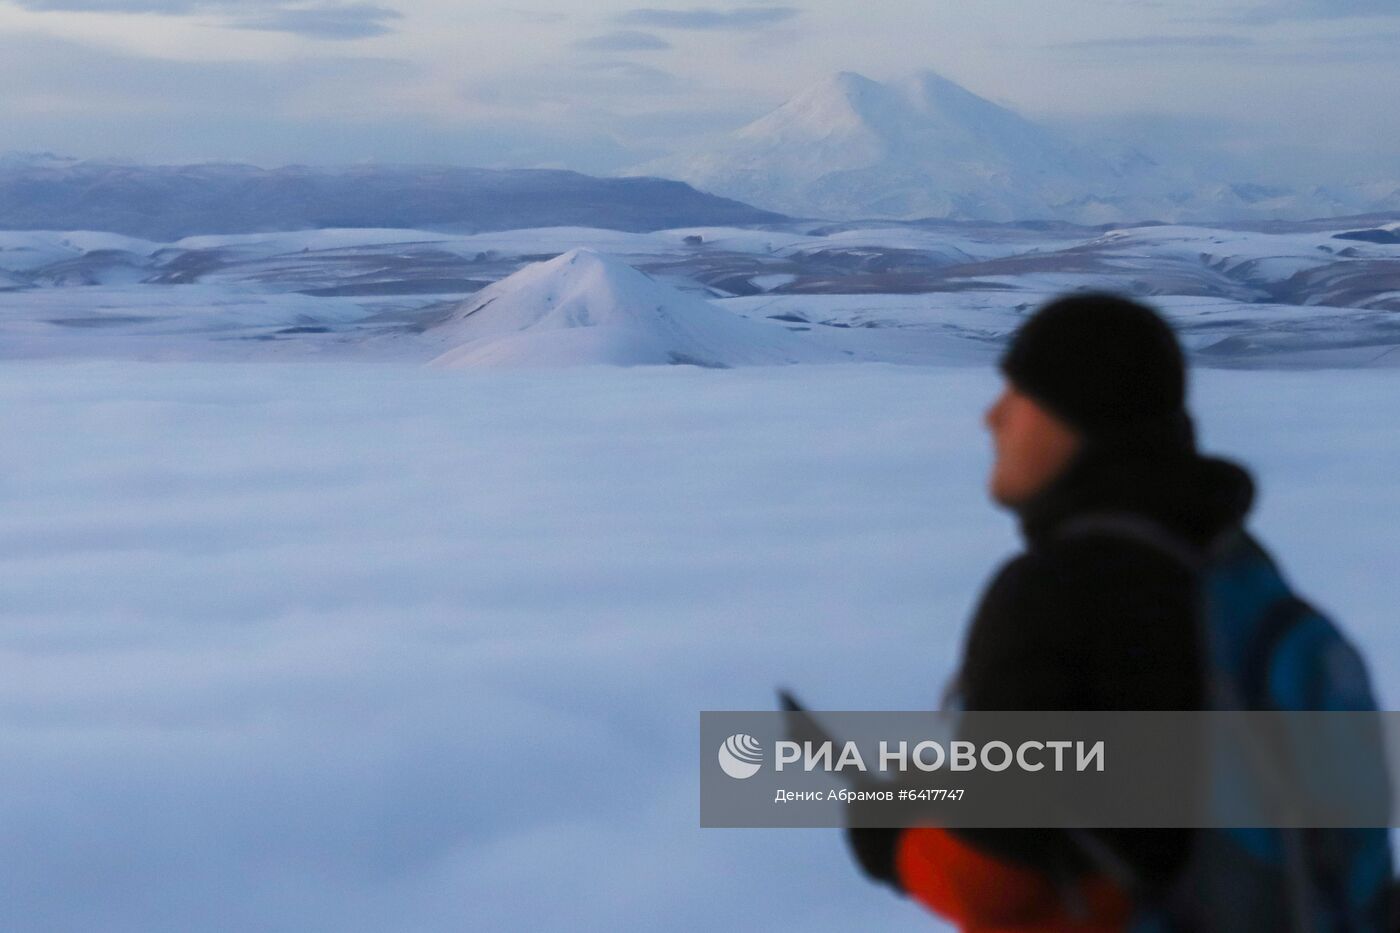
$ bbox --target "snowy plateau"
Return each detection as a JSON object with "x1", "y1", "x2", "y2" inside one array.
[
  {"x1": 1, "y1": 216, "x2": 1399, "y2": 931},
  {"x1": 2, "y1": 219, "x2": 1399, "y2": 367}
]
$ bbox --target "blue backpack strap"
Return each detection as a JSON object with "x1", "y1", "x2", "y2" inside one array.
[
  {"x1": 1239, "y1": 594, "x2": 1310, "y2": 708},
  {"x1": 1247, "y1": 597, "x2": 1379, "y2": 712}
]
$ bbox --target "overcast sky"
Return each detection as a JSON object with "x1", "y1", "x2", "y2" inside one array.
[{"x1": 0, "y1": 0, "x2": 1396, "y2": 182}]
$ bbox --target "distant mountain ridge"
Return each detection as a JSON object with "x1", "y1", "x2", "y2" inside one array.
[
  {"x1": 0, "y1": 155, "x2": 784, "y2": 239},
  {"x1": 636, "y1": 71, "x2": 1400, "y2": 224}
]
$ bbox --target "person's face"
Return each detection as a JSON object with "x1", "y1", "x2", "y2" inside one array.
[{"x1": 984, "y1": 383, "x2": 1083, "y2": 508}]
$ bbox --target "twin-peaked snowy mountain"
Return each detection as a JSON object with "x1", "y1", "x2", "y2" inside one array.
[
  {"x1": 637, "y1": 71, "x2": 1398, "y2": 224},
  {"x1": 429, "y1": 249, "x2": 839, "y2": 368},
  {"x1": 637, "y1": 71, "x2": 1157, "y2": 223}
]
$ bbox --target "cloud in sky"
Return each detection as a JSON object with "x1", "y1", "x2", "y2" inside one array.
[
  {"x1": 613, "y1": 5, "x2": 798, "y2": 30},
  {"x1": 0, "y1": 33, "x2": 412, "y2": 106},
  {"x1": 230, "y1": 4, "x2": 402, "y2": 39},
  {"x1": 574, "y1": 59, "x2": 681, "y2": 91},
  {"x1": 0, "y1": 31, "x2": 657, "y2": 170},
  {"x1": 460, "y1": 56, "x2": 691, "y2": 121},
  {"x1": 496, "y1": 6, "x2": 567, "y2": 24},
  {"x1": 8, "y1": 0, "x2": 208, "y2": 8},
  {"x1": 9, "y1": 0, "x2": 405, "y2": 39},
  {"x1": 572, "y1": 29, "x2": 670, "y2": 51},
  {"x1": 1049, "y1": 34, "x2": 1255, "y2": 51},
  {"x1": 1263, "y1": 0, "x2": 1397, "y2": 17}
]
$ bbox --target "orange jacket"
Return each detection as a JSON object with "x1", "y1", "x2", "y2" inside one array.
[{"x1": 896, "y1": 827, "x2": 1131, "y2": 932}]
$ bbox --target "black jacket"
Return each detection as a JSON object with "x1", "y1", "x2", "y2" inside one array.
[
  {"x1": 850, "y1": 444, "x2": 1255, "y2": 892},
  {"x1": 961, "y1": 446, "x2": 1253, "y2": 713}
]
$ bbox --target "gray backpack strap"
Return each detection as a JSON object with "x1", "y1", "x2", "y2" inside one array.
[{"x1": 1054, "y1": 512, "x2": 1204, "y2": 571}]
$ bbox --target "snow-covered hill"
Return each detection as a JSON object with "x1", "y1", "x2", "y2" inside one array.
[
  {"x1": 636, "y1": 71, "x2": 1395, "y2": 225},
  {"x1": 428, "y1": 248, "x2": 838, "y2": 368}
]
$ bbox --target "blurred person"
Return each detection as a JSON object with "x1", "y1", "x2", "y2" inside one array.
[{"x1": 844, "y1": 294, "x2": 1391, "y2": 932}]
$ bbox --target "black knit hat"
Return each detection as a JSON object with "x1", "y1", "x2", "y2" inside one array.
[{"x1": 1000, "y1": 293, "x2": 1195, "y2": 453}]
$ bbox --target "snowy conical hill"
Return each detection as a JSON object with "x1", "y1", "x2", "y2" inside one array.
[{"x1": 429, "y1": 248, "x2": 838, "y2": 368}]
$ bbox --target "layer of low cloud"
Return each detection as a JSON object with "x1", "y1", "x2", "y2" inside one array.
[
  {"x1": 614, "y1": 5, "x2": 798, "y2": 31},
  {"x1": 0, "y1": 360, "x2": 992, "y2": 931},
  {"x1": 2, "y1": 359, "x2": 1398, "y2": 930}
]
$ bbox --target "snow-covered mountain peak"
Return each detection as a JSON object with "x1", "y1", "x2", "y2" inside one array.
[
  {"x1": 894, "y1": 71, "x2": 1033, "y2": 141},
  {"x1": 897, "y1": 70, "x2": 996, "y2": 117},
  {"x1": 732, "y1": 71, "x2": 893, "y2": 155},
  {"x1": 734, "y1": 70, "x2": 1006, "y2": 149},
  {"x1": 773, "y1": 71, "x2": 885, "y2": 114}
]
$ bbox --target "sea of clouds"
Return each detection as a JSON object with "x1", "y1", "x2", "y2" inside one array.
[{"x1": 1, "y1": 361, "x2": 1396, "y2": 931}]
